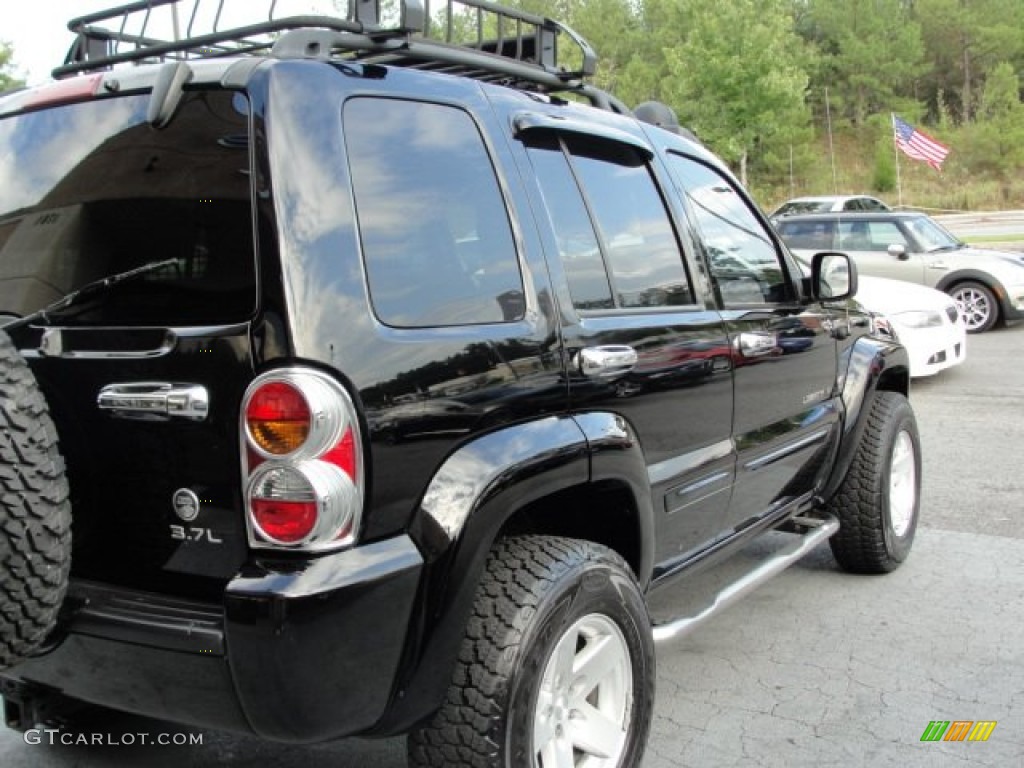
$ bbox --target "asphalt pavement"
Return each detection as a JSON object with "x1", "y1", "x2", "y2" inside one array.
[{"x1": 1, "y1": 330, "x2": 1022, "y2": 768}]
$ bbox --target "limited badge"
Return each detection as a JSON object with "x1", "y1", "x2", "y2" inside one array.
[{"x1": 172, "y1": 488, "x2": 201, "y2": 522}]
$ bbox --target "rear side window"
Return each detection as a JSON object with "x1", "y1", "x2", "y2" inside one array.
[
  {"x1": 344, "y1": 98, "x2": 523, "y2": 328},
  {"x1": 0, "y1": 91, "x2": 256, "y2": 325},
  {"x1": 527, "y1": 134, "x2": 693, "y2": 311},
  {"x1": 778, "y1": 220, "x2": 835, "y2": 251}
]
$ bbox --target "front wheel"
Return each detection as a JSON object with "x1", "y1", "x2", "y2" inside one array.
[
  {"x1": 827, "y1": 392, "x2": 921, "y2": 574},
  {"x1": 408, "y1": 536, "x2": 655, "y2": 768},
  {"x1": 949, "y1": 281, "x2": 999, "y2": 333}
]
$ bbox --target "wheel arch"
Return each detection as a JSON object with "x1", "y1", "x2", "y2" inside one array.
[
  {"x1": 370, "y1": 411, "x2": 655, "y2": 736},
  {"x1": 935, "y1": 270, "x2": 1007, "y2": 323},
  {"x1": 820, "y1": 335, "x2": 910, "y2": 503}
]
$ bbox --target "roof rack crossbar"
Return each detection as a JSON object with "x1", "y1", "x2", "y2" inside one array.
[
  {"x1": 56, "y1": 15, "x2": 366, "y2": 78},
  {"x1": 55, "y1": 0, "x2": 598, "y2": 89}
]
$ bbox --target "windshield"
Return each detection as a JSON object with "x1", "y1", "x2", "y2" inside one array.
[
  {"x1": 905, "y1": 216, "x2": 962, "y2": 252},
  {"x1": 773, "y1": 200, "x2": 831, "y2": 217}
]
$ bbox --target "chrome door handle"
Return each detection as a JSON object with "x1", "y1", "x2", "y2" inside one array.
[
  {"x1": 573, "y1": 345, "x2": 638, "y2": 377},
  {"x1": 735, "y1": 332, "x2": 779, "y2": 358},
  {"x1": 97, "y1": 382, "x2": 209, "y2": 422}
]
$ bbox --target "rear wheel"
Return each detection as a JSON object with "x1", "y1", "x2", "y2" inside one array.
[
  {"x1": 827, "y1": 392, "x2": 920, "y2": 573},
  {"x1": 408, "y1": 536, "x2": 655, "y2": 768},
  {"x1": 0, "y1": 329, "x2": 72, "y2": 670},
  {"x1": 948, "y1": 281, "x2": 998, "y2": 333}
]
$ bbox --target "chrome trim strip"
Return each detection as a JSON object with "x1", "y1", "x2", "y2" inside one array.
[
  {"x1": 743, "y1": 428, "x2": 830, "y2": 471},
  {"x1": 671, "y1": 470, "x2": 731, "y2": 499},
  {"x1": 648, "y1": 439, "x2": 733, "y2": 486},
  {"x1": 36, "y1": 328, "x2": 176, "y2": 359}
]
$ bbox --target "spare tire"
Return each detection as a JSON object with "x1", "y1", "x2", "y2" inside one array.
[{"x1": 0, "y1": 329, "x2": 71, "y2": 670}]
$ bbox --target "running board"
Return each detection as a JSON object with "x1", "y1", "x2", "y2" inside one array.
[{"x1": 652, "y1": 515, "x2": 839, "y2": 644}]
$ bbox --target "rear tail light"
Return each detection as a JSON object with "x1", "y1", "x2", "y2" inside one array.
[
  {"x1": 241, "y1": 369, "x2": 363, "y2": 551},
  {"x1": 246, "y1": 381, "x2": 311, "y2": 455}
]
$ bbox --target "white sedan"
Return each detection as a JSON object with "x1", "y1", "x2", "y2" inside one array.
[{"x1": 854, "y1": 275, "x2": 966, "y2": 377}]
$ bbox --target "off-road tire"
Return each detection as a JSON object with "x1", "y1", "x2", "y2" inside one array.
[
  {"x1": 0, "y1": 329, "x2": 72, "y2": 670},
  {"x1": 407, "y1": 536, "x2": 655, "y2": 768},
  {"x1": 827, "y1": 392, "x2": 920, "y2": 574}
]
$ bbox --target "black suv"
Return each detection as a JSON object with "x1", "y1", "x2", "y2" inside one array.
[{"x1": 0, "y1": 2, "x2": 919, "y2": 766}]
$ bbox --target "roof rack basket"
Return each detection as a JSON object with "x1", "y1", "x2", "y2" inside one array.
[{"x1": 55, "y1": 0, "x2": 608, "y2": 103}]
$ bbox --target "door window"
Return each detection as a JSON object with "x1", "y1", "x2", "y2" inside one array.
[
  {"x1": 666, "y1": 154, "x2": 791, "y2": 306},
  {"x1": 527, "y1": 134, "x2": 693, "y2": 311},
  {"x1": 838, "y1": 220, "x2": 906, "y2": 251}
]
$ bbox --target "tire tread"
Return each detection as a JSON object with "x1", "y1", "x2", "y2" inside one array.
[
  {"x1": 0, "y1": 330, "x2": 72, "y2": 670},
  {"x1": 827, "y1": 391, "x2": 917, "y2": 574},
  {"x1": 407, "y1": 536, "x2": 634, "y2": 768}
]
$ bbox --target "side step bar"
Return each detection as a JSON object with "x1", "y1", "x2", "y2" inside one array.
[{"x1": 652, "y1": 515, "x2": 839, "y2": 644}]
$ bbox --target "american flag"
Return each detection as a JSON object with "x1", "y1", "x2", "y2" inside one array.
[{"x1": 893, "y1": 115, "x2": 950, "y2": 171}]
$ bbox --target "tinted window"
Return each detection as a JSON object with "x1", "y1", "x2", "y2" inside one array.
[
  {"x1": 778, "y1": 220, "x2": 835, "y2": 251},
  {"x1": 0, "y1": 92, "x2": 256, "y2": 325},
  {"x1": 838, "y1": 220, "x2": 907, "y2": 251},
  {"x1": 344, "y1": 98, "x2": 523, "y2": 327},
  {"x1": 528, "y1": 135, "x2": 692, "y2": 311},
  {"x1": 667, "y1": 154, "x2": 790, "y2": 306},
  {"x1": 526, "y1": 139, "x2": 613, "y2": 310}
]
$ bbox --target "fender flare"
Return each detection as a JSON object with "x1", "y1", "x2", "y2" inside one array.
[
  {"x1": 372, "y1": 412, "x2": 654, "y2": 735},
  {"x1": 820, "y1": 334, "x2": 910, "y2": 502}
]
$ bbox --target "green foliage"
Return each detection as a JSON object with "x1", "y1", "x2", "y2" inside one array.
[
  {"x1": 978, "y1": 62, "x2": 1022, "y2": 121},
  {"x1": 915, "y1": 0, "x2": 1024, "y2": 122},
  {"x1": 872, "y1": 137, "x2": 896, "y2": 194},
  {"x1": 801, "y1": 0, "x2": 925, "y2": 126},
  {"x1": 658, "y1": 0, "x2": 813, "y2": 185},
  {"x1": 0, "y1": 41, "x2": 24, "y2": 92}
]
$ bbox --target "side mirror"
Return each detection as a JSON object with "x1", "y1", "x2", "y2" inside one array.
[
  {"x1": 809, "y1": 252, "x2": 857, "y2": 301},
  {"x1": 887, "y1": 243, "x2": 909, "y2": 261}
]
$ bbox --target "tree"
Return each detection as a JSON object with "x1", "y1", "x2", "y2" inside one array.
[
  {"x1": 0, "y1": 41, "x2": 24, "y2": 92},
  {"x1": 963, "y1": 62, "x2": 1024, "y2": 172},
  {"x1": 800, "y1": 0, "x2": 925, "y2": 127},
  {"x1": 659, "y1": 0, "x2": 814, "y2": 187},
  {"x1": 915, "y1": 0, "x2": 1024, "y2": 123}
]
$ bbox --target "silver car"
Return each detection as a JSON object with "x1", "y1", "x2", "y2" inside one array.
[
  {"x1": 769, "y1": 195, "x2": 890, "y2": 223},
  {"x1": 777, "y1": 211, "x2": 1024, "y2": 332}
]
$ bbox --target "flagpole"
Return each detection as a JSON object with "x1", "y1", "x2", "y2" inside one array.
[
  {"x1": 825, "y1": 88, "x2": 837, "y2": 194},
  {"x1": 891, "y1": 113, "x2": 903, "y2": 209}
]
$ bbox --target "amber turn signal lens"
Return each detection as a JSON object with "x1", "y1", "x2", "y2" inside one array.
[{"x1": 246, "y1": 381, "x2": 311, "y2": 455}]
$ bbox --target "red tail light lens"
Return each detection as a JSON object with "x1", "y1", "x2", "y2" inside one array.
[
  {"x1": 246, "y1": 381, "x2": 311, "y2": 455},
  {"x1": 251, "y1": 498, "x2": 318, "y2": 544},
  {"x1": 241, "y1": 369, "x2": 363, "y2": 552},
  {"x1": 249, "y1": 466, "x2": 318, "y2": 544}
]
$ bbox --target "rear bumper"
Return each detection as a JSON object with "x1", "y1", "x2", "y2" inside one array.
[{"x1": 1, "y1": 535, "x2": 423, "y2": 743}]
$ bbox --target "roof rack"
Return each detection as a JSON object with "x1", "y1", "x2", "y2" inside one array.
[{"x1": 54, "y1": 0, "x2": 607, "y2": 105}]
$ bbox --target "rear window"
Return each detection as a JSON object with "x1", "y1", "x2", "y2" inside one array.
[{"x1": 0, "y1": 91, "x2": 256, "y2": 325}]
